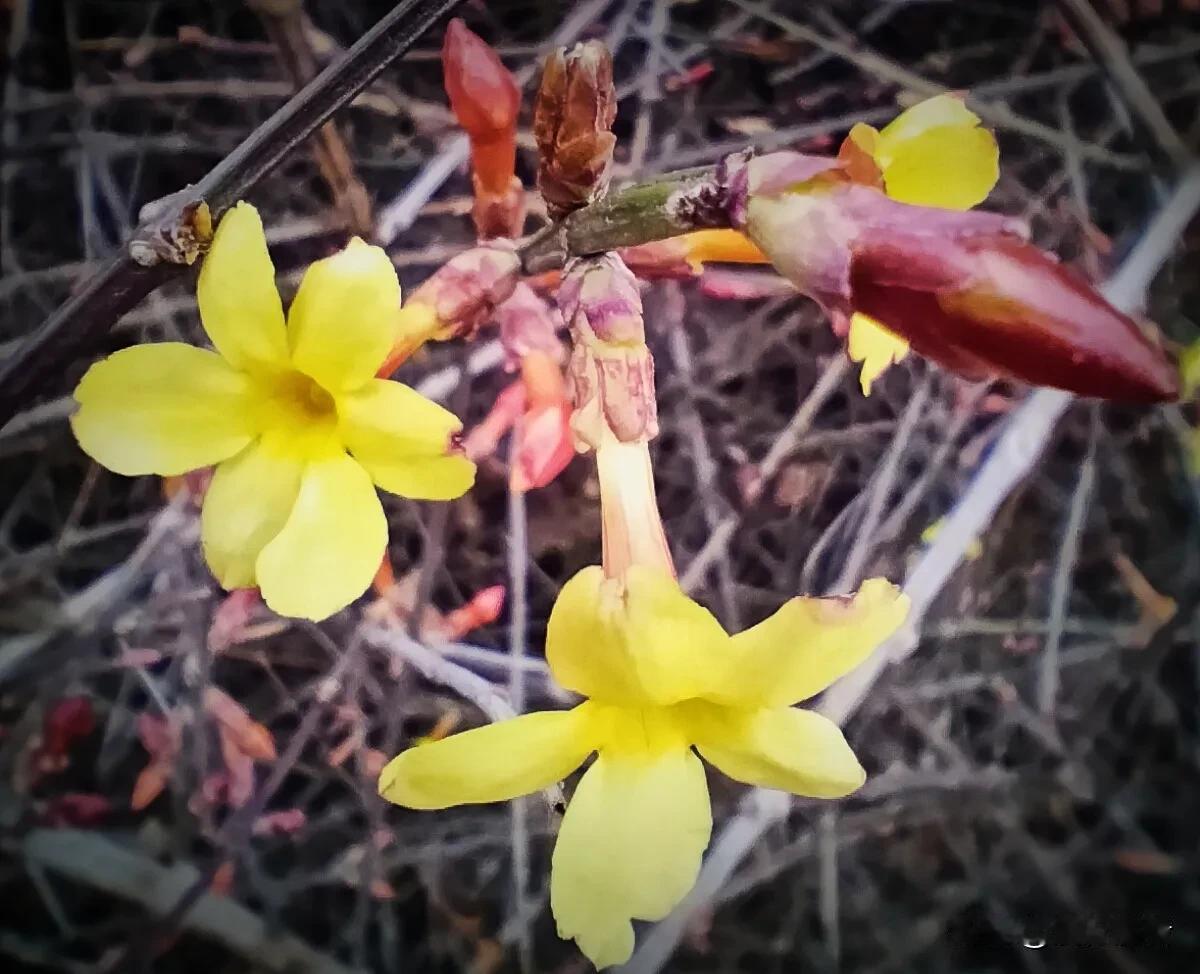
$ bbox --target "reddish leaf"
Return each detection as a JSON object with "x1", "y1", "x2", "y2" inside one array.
[
  {"x1": 42, "y1": 696, "x2": 95, "y2": 758},
  {"x1": 252, "y1": 809, "x2": 307, "y2": 837},
  {"x1": 210, "y1": 860, "x2": 236, "y2": 896},
  {"x1": 204, "y1": 687, "x2": 277, "y2": 762},
  {"x1": 217, "y1": 726, "x2": 256, "y2": 809},
  {"x1": 131, "y1": 764, "x2": 170, "y2": 811},
  {"x1": 137, "y1": 713, "x2": 179, "y2": 762},
  {"x1": 1114, "y1": 849, "x2": 1180, "y2": 875},
  {"x1": 208, "y1": 588, "x2": 262, "y2": 654},
  {"x1": 441, "y1": 586, "x2": 507, "y2": 640},
  {"x1": 43, "y1": 793, "x2": 111, "y2": 827}
]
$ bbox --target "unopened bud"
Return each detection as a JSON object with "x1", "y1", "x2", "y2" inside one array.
[
  {"x1": 534, "y1": 41, "x2": 617, "y2": 220},
  {"x1": 495, "y1": 282, "x2": 564, "y2": 369},
  {"x1": 511, "y1": 353, "x2": 575, "y2": 492},
  {"x1": 558, "y1": 254, "x2": 657, "y2": 449},
  {"x1": 442, "y1": 19, "x2": 525, "y2": 237},
  {"x1": 406, "y1": 242, "x2": 521, "y2": 339},
  {"x1": 442, "y1": 19, "x2": 520, "y2": 155},
  {"x1": 742, "y1": 165, "x2": 1178, "y2": 402}
]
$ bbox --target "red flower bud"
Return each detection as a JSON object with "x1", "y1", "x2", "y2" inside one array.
[
  {"x1": 442, "y1": 19, "x2": 520, "y2": 147},
  {"x1": 743, "y1": 168, "x2": 1178, "y2": 402},
  {"x1": 511, "y1": 352, "x2": 575, "y2": 492},
  {"x1": 850, "y1": 226, "x2": 1179, "y2": 402},
  {"x1": 443, "y1": 18, "x2": 524, "y2": 236}
]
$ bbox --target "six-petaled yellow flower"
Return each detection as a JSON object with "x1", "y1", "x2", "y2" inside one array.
[
  {"x1": 843, "y1": 94, "x2": 999, "y2": 394},
  {"x1": 379, "y1": 564, "x2": 908, "y2": 967},
  {"x1": 71, "y1": 202, "x2": 476, "y2": 621}
]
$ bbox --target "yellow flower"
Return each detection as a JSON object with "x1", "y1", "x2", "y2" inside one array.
[
  {"x1": 1179, "y1": 337, "x2": 1200, "y2": 400},
  {"x1": 847, "y1": 93, "x2": 999, "y2": 211},
  {"x1": 843, "y1": 94, "x2": 999, "y2": 394},
  {"x1": 380, "y1": 566, "x2": 909, "y2": 967},
  {"x1": 71, "y1": 202, "x2": 476, "y2": 621}
]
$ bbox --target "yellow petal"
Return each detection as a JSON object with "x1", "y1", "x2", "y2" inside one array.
[
  {"x1": 71, "y1": 343, "x2": 260, "y2": 476},
  {"x1": 621, "y1": 566, "x2": 732, "y2": 705},
  {"x1": 545, "y1": 566, "x2": 731, "y2": 706},
  {"x1": 196, "y1": 202, "x2": 290, "y2": 372},
  {"x1": 287, "y1": 238, "x2": 401, "y2": 392},
  {"x1": 717, "y1": 578, "x2": 909, "y2": 708},
  {"x1": 1179, "y1": 337, "x2": 1200, "y2": 399},
  {"x1": 337, "y1": 379, "x2": 475, "y2": 500},
  {"x1": 875, "y1": 95, "x2": 998, "y2": 210},
  {"x1": 846, "y1": 122, "x2": 880, "y2": 157},
  {"x1": 546, "y1": 567, "x2": 642, "y2": 702},
  {"x1": 847, "y1": 313, "x2": 910, "y2": 395},
  {"x1": 877, "y1": 94, "x2": 982, "y2": 152},
  {"x1": 551, "y1": 747, "x2": 711, "y2": 968},
  {"x1": 255, "y1": 452, "x2": 387, "y2": 620},
  {"x1": 379, "y1": 705, "x2": 597, "y2": 810},
  {"x1": 688, "y1": 703, "x2": 865, "y2": 798},
  {"x1": 200, "y1": 433, "x2": 304, "y2": 589}
]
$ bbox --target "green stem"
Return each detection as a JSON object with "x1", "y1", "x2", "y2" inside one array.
[{"x1": 520, "y1": 164, "x2": 730, "y2": 272}]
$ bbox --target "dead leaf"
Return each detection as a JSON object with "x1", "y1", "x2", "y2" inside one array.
[
  {"x1": 131, "y1": 764, "x2": 170, "y2": 811},
  {"x1": 43, "y1": 793, "x2": 111, "y2": 827},
  {"x1": 208, "y1": 588, "x2": 263, "y2": 654},
  {"x1": 210, "y1": 860, "x2": 236, "y2": 896},
  {"x1": 1114, "y1": 849, "x2": 1179, "y2": 875},
  {"x1": 216, "y1": 727, "x2": 256, "y2": 809},
  {"x1": 720, "y1": 115, "x2": 774, "y2": 136},
  {"x1": 361, "y1": 749, "x2": 388, "y2": 779},
  {"x1": 370, "y1": 879, "x2": 397, "y2": 901},
  {"x1": 1112, "y1": 553, "x2": 1176, "y2": 648},
  {"x1": 116, "y1": 648, "x2": 164, "y2": 668},
  {"x1": 252, "y1": 809, "x2": 307, "y2": 837},
  {"x1": 204, "y1": 687, "x2": 277, "y2": 761}
]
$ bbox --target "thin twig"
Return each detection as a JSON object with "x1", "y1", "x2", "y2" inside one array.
[
  {"x1": 1037, "y1": 408, "x2": 1099, "y2": 715},
  {"x1": 507, "y1": 427, "x2": 534, "y2": 973},
  {"x1": 679, "y1": 357, "x2": 849, "y2": 592},
  {"x1": 1055, "y1": 0, "x2": 1193, "y2": 170}
]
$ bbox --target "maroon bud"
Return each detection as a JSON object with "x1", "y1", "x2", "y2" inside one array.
[
  {"x1": 743, "y1": 174, "x2": 1178, "y2": 403},
  {"x1": 851, "y1": 231, "x2": 1179, "y2": 402}
]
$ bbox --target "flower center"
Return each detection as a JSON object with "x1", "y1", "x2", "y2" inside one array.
[
  {"x1": 274, "y1": 371, "x2": 336, "y2": 423},
  {"x1": 255, "y1": 370, "x2": 341, "y2": 457}
]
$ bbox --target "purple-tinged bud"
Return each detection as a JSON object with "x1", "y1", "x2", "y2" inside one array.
[{"x1": 558, "y1": 254, "x2": 658, "y2": 449}]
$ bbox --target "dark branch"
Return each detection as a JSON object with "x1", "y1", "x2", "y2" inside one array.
[{"x1": 0, "y1": 0, "x2": 462, "y2": 429}]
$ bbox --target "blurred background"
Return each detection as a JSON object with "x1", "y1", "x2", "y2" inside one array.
[{"x1": 2, "y1": 0, "x2": 1200, "y2": 971}]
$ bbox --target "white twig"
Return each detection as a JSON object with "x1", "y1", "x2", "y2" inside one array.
[
  {"x1": 507, "y1": 432, "x2": 534, "y2": 972},
  {"x1": 1037, "y1": 412, "x2": 1098, "y2": 715},
  {"x1": 360, "y1": 625, "x2": 515, "y2": 723},
  {"x1": 374, "y1": 135, "x2": 469, "y2": 246}
]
